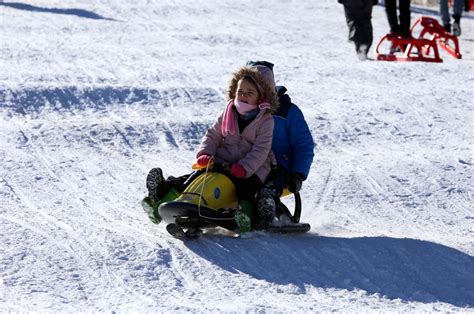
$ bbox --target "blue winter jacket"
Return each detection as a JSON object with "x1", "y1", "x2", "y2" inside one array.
[{"x1": 272, "y1": 86, "x2": 315, "y2": 179}]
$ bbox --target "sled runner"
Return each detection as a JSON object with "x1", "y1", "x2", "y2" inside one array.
[{"x1": 144, "y1": 163, "x2": 310, "y2": 240}]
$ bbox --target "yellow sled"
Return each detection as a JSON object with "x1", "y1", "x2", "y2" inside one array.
[{"x1": 156, "y1": 163, "x2": 310, "y2": 238}]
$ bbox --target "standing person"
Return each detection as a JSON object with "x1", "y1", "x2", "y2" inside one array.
[
  {"x1": 246, "y1": 61, "x2": 315, "y2": 230},
  {"x1": 440, "y1": 0, "x2": 464, "y2": 36},
  {"x1": 338, "y1": 0, "x2": 376, "y2": 60},
  {"x1": 384, "y1": 0, "x2": 411, "y2": 38}
]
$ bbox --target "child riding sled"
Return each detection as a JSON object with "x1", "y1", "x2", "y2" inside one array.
[
  {"x1": 144, "y1": 61, "x2": 314, "y2": 236},
  {"x1": 145, "y1": 64, "x2": 278, "y2": 233}
]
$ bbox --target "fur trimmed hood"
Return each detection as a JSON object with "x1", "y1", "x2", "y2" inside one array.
[{"x1": 226, "y1": 67, "x2": 279, "y2": 113}]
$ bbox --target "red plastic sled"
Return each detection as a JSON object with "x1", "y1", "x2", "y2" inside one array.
[
  {"x1": 375, "y1": 33, "x2": 442, "y2": 63},
  {"x1": 411, "y1": 16, "x2": 462, "y2": 59},
  {"x1": 375, "y1": 16, "x2": 462, "y2": 62}
]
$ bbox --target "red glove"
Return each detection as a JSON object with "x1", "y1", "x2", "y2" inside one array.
[
  {"x1": 196, "y1": 154, "x2": 212, "y2": 166},
  {"x1": 230, "y1": 163, "x2": 246, "y2": 178}
]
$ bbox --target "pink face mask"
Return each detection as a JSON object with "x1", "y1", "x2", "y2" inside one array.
[
  {"x1": 234, "y1": 99, "x2": 257, "y2": 115},
  {"x1": 221, "y1": 99, "x2": 271, "y2": 136}
]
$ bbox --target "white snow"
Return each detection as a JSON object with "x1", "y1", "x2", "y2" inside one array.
[{"x1": 1, "y1": 0, "x2": 473, "y2": 312}]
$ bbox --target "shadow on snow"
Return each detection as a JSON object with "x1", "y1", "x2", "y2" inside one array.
[
  {"x1": 0, "y1": 86, "x2": 217, "y2": 152},
  {"x1": 186, "y1": 234, "x2": 474, "y2": 307},
  {"x1": 0, "y1": 2, "x2": 116, "y2": 21},
  {"x1": 0, "y1": 86, "x2": 221, "y2": 115}
]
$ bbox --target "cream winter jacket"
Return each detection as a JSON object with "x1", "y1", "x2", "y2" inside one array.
[{"x1": 197, "y1": 105, "x2": 274, "y2": 183}]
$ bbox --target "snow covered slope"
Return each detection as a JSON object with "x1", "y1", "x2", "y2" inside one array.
[{"x1": 1, "y1": 1, "x2": 473, "y2": 312}]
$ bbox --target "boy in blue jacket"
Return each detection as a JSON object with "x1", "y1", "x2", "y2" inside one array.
[{"x1": 246, "y1": 61, "x2": 315, "y2": 230}]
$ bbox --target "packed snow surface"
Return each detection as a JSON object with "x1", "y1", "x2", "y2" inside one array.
[{"x1": 1, "y1": 0, "x2": 473, "y2": 312}]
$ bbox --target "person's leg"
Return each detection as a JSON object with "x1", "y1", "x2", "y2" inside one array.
[
  {"x1": 169, "y1": 170, "x2": 204, "y2": 193},
  {"x1": 385, "y1": 0, "x2": 400, "y2": 34},
  {"x1": 343, "y1": 1, "x2": 373, "y2": 59},
  {"x1": 452, "y1": 0, "x2": 464, "y2": 35},
  {"x1": 234, "y1": 175, "x2": 262, "y2": 232},
  {"x1": 453, "y1": 0, "x2": 465, "y2": 16},
  {"x1": 343, "y1": 4, "x2": 357, "y2": 47},
  {"x1": 256, "y1": 169, "x2": 286, "y2": 230},
  {"x1": 399, "y1": 0, "x2": 411, "y2": 38},
  {"x1": 439, "y1": 0, "x2": 451, "y2": 29},
  {"x1": 235, "y1": 176, "x2": 261, "y2": 215},
  {"x1": 144, "y1": 169, "x2": 193, "y2": 224},
  {"x1": 360, "y1": 0, "x2": 374, "y2": 53},
  {"x1": 146, "y1": 168, "x2": 199, "y2": 200}
]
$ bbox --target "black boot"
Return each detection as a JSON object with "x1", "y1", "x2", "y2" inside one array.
[
  {"x1": 146, "y1": 168, "x2": 166, "y2": 201},
  {"x1": 255, "y1": 187, "x2": 277, "y2": 230}
]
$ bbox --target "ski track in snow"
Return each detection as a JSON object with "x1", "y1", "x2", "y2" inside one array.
[{"x1": 1, "y1": 0, "x2": 474, "y2": 312}]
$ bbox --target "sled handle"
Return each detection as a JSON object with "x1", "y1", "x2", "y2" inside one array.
[
  {"x1": 293, "y1": 192, "x2": 302, "y2": 223},
  {"x1": 192, "y1": 159, "x2": 214, "y2": 170},
  {"x1": 279, "y1": 191, "x2": 302, "y2": 223}
]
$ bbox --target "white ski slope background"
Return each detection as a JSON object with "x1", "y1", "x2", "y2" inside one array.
[{"x1": 1, "y1": 0, "x2": 473, "y2": 312}]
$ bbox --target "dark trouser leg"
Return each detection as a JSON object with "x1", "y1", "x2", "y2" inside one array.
[
  {"x1": 439, "y1": 0, "x2": 450, "y2": 26},
  {"x1": 169, "y1": 170, "x2": 204, "y2": 193},
  {"x1": 453, "y1": 0, "x2": 464, "y2": 17},
  {"x1": 343, "y1": 0, "x2": 374, "y2": 52},
  {"x1": 147, "y1": 169, "x2": 197, "y2": 200},
  {"x1": 399, "y1": 0, "x2": 411, "y2": 38},
  {"x1": 385, "y1": 0, "x2": 400, "y2": 34},
  {"x1": 232, "y1": 175, "x2": 262, "y2": 232},
  {"x1": 234, "y1": 175, "x2": 262, "y2": 220}
]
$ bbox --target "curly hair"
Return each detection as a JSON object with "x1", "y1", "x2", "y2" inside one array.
[{"x1": 226, "y1": 67, "x2": 279, "y2": 113}]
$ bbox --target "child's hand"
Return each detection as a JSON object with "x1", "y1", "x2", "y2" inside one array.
[
  {"x1": 230, "y1": 163, "x2": 246, "y2": 178},
  {"x1": 287, "y1": 172, "x2": 304, "y2": 193},
  {"x1": 196, "y1": 154, "x2": 212, "y2": 166}
]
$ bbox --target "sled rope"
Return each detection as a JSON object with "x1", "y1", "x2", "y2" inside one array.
[{"x1": 196, "y1": 158, "x2": 212, "y2": 213}]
